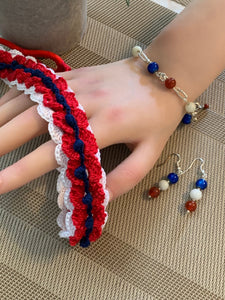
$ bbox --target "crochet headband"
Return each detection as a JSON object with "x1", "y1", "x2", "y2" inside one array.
[{"x1": 0, "y1": 45, "x2": 109, "y2": 248}]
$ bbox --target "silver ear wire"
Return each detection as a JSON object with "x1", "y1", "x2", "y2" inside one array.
[
  {"x1": 157, "y1": 153, "x2": 183, "y2": 175},
  {"x1": 199, "y1": 159, "x2": 207, "y2": 179},
  {"x1": 182, "y1": 157, "x2": 207, "y2": 178}
]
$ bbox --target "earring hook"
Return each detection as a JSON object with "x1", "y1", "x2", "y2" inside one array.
[
  {"x1": 157, "y1": 153, "x2": 183, "y2": 174},
  {"x1": 181, "y1": 157, "x2": 207, "y2": 178}
]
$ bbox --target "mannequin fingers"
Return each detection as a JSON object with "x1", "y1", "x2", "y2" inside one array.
[
  {"x1": 0, "y1": 140, "x2": 57, "y2": 195},
  {"x1": 0, "y1": 105, "x2": 48, "y2": 156},
  {"x1": 0, "y1": 87, "x2": 22, "y2": 107},
  {"x1": 106, "y1": 141, "x2": 163, "y2": 201},
  {"x1": 88, "y1": 114, "x2": 122, "y2": 149},
  {"x1": 57, "y1": 67, "x2": 86, "y2": 81},
  {"x1": 0, "y1": 92, "x2": 34, "y2": 126}
]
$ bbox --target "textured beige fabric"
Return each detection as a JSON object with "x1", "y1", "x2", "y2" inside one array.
[
  {"x1": 1, "y1": 0, "x2": 225, "y2": 299},
  {"x1": 173, "y1": 0, "x2": 191, "y2": 6}
]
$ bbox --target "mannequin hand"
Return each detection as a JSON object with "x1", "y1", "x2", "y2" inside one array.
[{"x1": 0, "y1": 58, "x2": 185, "y2": 200}]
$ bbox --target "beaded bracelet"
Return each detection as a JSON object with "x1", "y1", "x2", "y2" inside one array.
[
  {"x1": 132, "y1": 46, "x2": 208, "y2": 124},
  {"x1": 0, "y1": 46, "x2": 109, "y2": 248}
]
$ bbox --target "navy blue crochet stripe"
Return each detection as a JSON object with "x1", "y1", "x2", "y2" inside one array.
[{"x1": 0, "y1": 60, "x2": 93, "y2": 247}]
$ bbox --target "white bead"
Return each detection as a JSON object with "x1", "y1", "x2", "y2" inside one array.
[
  {"x1": 132, "y1": 46, "x2": 142, "y2": 57},
  {"x1": 190, "y1": 189, "x2": 202, "y2": 200},
  {"x1": 185, "y1": 102, "x2": 196, "y2": 113},
  {"x1": 159, "y1": 180, "x2": 169, "y2": 191}
]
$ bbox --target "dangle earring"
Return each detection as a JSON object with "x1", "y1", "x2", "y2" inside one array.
[
  {"x1": 148, "y1": 153, "x2": 183, "y2": 199},
  {"x1": 184, "y1": 158, "x2": 208, "y2": 213}
]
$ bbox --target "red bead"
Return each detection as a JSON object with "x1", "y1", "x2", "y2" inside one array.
[
  {"x1": 185, "y1": 200, "x2": 197, "y2": 212},
  {"x1": 148, "y1": 187, "x2": 160, "y2": 198},
  {"x1": 165, "y1": 77, "x2": 176, "y2": 89},
  {"x1": 204, "y1": 104, "x2": 209, "y2": 109}
]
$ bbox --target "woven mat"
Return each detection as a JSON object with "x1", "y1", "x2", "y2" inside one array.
[{"x1": 1, "y1": 0, "x2": 225, "y2": 299}]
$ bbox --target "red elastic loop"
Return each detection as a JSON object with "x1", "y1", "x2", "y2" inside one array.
[{"x1": 0, "y1": 37, "x2": 71, "y2": 72}]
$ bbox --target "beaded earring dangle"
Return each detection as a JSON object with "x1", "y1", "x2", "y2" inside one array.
[
  {"x1": 148, "y1": 153, "x2": 183, "y2": 199},
  {"x1": 132, "y1": 46, "x2": 209, "y2": 124},
  {"x1": 148, "y1": 154, "x2": 208, "y2": 214},
  {"x1": 184, "y1": 158, "x2": 208, "y2": 213}
]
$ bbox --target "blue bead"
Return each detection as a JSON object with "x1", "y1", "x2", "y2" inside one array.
[
  {"x1": 82, "y1": 193, "x2": 92, "y2": 205},
  {"x1": 167, "y1": 173, "x2": 179, "y2": 184},
  {"x1": 196, "y1": 178, "x2": 207, "y2": 190},
  {"x1": 11, "y1": 60, "x2": 19, "y2": 68},
  {"x1": 74, "y1": 165, "x2": 86, "y2": 179},
  {"x1": 147, "y1": 62, "x2": 159, "y2": 74},
  {"x1": 33, "y1": 69, "x2": 43, "y2": 77},
  {"x1": 85, "y1": 216, "x2": 94, "y2": 229},
  {"x1": 57, "y1": 94, "x2": 67, "y2": 105},
  {"x1": 73, "y1": 139, "x2": 84, "y2": 152},
  {"x1": 182, "y1": 114, "x2": 192, "y2": 124},
  {"x1": 65, "y1": 114, "x2": 77, "y2": 128},
  {"x1": 80, "y1": 236, "x2": 90, "y2": 248}
]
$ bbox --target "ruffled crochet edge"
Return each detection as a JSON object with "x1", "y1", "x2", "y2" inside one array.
[{"x1": 0, "y1": 47, "x2": 109, "y2": 246}]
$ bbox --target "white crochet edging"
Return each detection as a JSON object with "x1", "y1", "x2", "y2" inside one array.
[{"x1": 1, "y1": 49, "x2": 109, "y2": 240}]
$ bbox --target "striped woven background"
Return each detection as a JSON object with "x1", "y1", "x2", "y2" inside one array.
[{"x1": 1, "y1": 0, "x2": 224, "y2": 299}]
